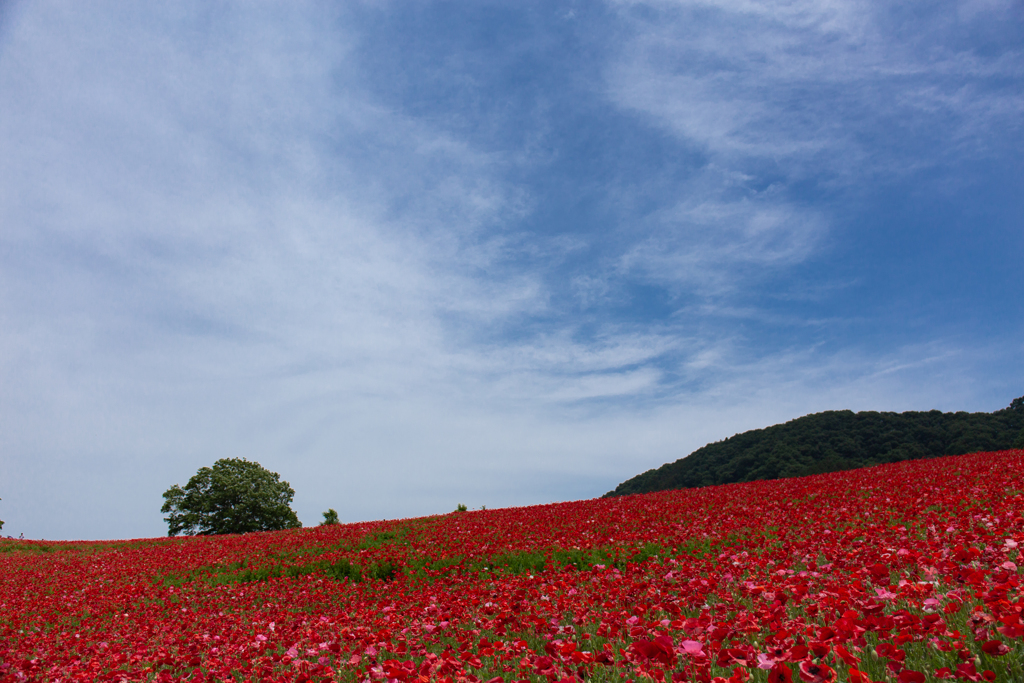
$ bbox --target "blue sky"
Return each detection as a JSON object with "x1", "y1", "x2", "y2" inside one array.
[{"x1": 1, "y1": 1, "x2": 1021, "y2": 540}]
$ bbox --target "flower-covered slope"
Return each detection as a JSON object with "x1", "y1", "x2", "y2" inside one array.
[{"x1": 2, "y1": 450, "x2": 1023, "y2": 682}]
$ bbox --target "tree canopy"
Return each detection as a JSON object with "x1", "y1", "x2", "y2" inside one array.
[
  {"x1": 320, "y1": 509, "x2": 339, "y2": 526},
  {"x1": 161, "y1": 458, "x2": 301, "y2": 536},
  {"x1": 607, "y1": 394, "x2": 1024, "y2": 497}
]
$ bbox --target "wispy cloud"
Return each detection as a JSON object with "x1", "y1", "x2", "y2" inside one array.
[
  {"x1": 620, "y1": 192, "x2": 826, "y2": 295},
  {"x1": 608, "y1": 0, "x2": 1024, "y2": 166}
]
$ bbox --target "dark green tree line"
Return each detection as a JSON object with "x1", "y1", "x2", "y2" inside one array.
[{"x1": 607, "y1": 394, "x2": 1024, "y2": 497}]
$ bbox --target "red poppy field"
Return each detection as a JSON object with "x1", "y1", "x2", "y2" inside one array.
[{"x1": 2, "y1": 450, "x2": 1023, "y2": 683}]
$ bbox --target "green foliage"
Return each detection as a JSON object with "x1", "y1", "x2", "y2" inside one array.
[
  {"x1": 406, "y1": 542, "x2": 673, "y2": 580},
  {"x1": 608, "y1": 394, "x2": 1024, "y2": 497},
  {"x1": 161, "y1": 458, "x2": 301, "y2": 536},
  {"x1": 319, "y1": 558, "x2": 361, "y2": 582},
  {"x1": 161, "y1": 556, "x2": 391, "y2": 587},
  {"x1": 320, "y1": 508, "x2": 340, "y2": 525},
  {"x1": 365, "y1": 560, "x2": 398, "y2": 581},
  {"x1": 1, "y1": 496, "x2": 3, "y2": 532},
  {"x1": 455, "y1": 503, "x2": 468, "y2": 512},
  {"x1": 358, "y1": 529, "x2": 401, "y2": 549}
]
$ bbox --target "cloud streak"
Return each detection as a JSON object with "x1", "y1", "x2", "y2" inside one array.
[{"x1": 608, "y1": 0, "x2": 1024, "y2": 172}]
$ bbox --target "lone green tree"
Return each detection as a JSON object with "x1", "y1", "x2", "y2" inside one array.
[
  {"x1": 320, "y1": 508, "x2": 339, "y2": 525},
  {"x1": 161, "y1": 458, "x2": 301, "y2": 536}
]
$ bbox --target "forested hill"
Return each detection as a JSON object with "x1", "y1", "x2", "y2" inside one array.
[{"x1": 605, "y1": 396, "x2": 1024, "y2": 497}]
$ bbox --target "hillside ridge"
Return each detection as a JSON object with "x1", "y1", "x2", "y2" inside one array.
[{"x1": 605, "y1": 395, "x2": 1024, "y2": 497}]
